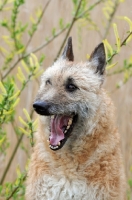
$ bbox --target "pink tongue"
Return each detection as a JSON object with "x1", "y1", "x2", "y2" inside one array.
[{"x1": 49, "y1": 115, "x2": 70, "y2": 146}]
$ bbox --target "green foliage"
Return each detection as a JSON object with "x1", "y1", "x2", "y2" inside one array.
[
  {"x1": 0, "y1": 79, "x2": 18, "y2": 125},
  {"x1": 0, "y1": 0, "x2": 8, "y2": 11},
  {"x1": 0, "y1": 79, "x2": 19, "y2": 153},
  {"x1": 19, "y1": 108, "x2": 38, "y2": 147},
  {"x1": 0, "y1": 129, "x2": 9, "y2": 154},
  {"x1": 0, "y1": 169, "x2": 26, "y2": 200},
  {"x1": 1, "y1": 0, "x2": 26, "y2": 70},
  {"x1": 127, "y1": 167, "x2": 132, "y2": 200}
]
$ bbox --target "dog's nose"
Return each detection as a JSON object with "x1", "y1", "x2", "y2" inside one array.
[
  {"x1": 33, "y1": 101, "x2": 48, "y2": 109},
  {"x1": 33, "y1": 101, "x2": 51, "y2": 116}
]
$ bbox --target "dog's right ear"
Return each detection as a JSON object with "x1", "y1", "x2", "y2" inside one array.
[
  {"x1": 89, "y1": 43, "x2": 106, "y2": 75},
  {"x1": 61, "y1": 37, "x2": 74, "y2": 61}
]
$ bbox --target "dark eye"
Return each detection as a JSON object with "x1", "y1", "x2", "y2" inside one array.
[
  {"x1": 66, "y1": 84, "x2": 78, "y2": 92},
  {"x1": 46, "y1": 79, "x2": 51, "y2": 85}
]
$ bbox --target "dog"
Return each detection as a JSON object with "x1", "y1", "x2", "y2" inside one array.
[{"x1": 26, "y1": 37, "x2": 126, "y2": 200}]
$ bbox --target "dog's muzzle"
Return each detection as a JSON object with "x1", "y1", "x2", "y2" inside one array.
[{"x1": 33, "y1": 100, "x2": 78, "y2": 151}]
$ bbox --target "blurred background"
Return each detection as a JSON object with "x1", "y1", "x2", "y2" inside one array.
[{"x1": 0, "y1": 0, "x2": 132, "y2": 199}]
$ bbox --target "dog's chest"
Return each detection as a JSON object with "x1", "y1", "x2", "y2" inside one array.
[
  {"x1": 27, "y1": 145, "x2": 104, "y2": 199},
  {"x1": 33, "y1": 173, "x2": 100, "y2": 200}
]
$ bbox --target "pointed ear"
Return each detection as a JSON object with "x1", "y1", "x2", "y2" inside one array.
[
  {"x1": 89, "y1": 43, "x2": 106, "y2": 75},
  {"x1": 61, "y1": 37, "x2": 74, "y2": 61}
]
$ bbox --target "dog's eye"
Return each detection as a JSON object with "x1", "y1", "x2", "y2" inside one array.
[
  {"x1": 46, "y1": 79, "x2": 51, "y2": 85},
  {"x1": 66, "y1": 84, "x2": 78, "y2": 92}
]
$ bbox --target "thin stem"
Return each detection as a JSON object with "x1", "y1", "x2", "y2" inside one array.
[
  {"x1": 107, "y1": 68, "x2": 124, "y2": 76},
  {"x1": 54, "y1": 0, "x2": 82, "y2": 60},
  {"x1": 76, "y1": 0, "x2": 104, "y2": 39},
  {"x1": 2, "y1": 26, "x2": 68, "y2": 80},
  {"x1": 0, "y1": 110, "x2": 34, "y2": 184},
  {"x1": 76, "y1": 0, "x2": 104, "y2": 20},
  {"x1": 2, "y1": 58, "x2": 21, "y2": 80},
  {"x1": 107, "y1": 31, "x2": 132, "y2": 63},
  {"x1": 0, "y1": 134, "x2": 24, "y2": 184},
  {"x1": 1, "y1": 1, "x2": 51, "y2": 80},
  {"x1": 103, "y1": 0, "x2": 119, "y2": 39},
  {"x1": 2, "y1": 0, "x2": 103, "y2": 80},
  {"x1": 11, "y1": 1, "x2": 23, "y2": 51},
  {"x1": 6, "y1": 186, "x2": 19, "y2": 200},
  {"x1": 27, "y1": 26, "x2": 68, "y2": 55},
  {"x1": 0, "y1": 0, "x2": 8, "y2": 11},
  {"x1": 25, "y1": 0, "x2": 51, "y2": 49},
  {"x1": 6, "y1": 173, "x2": 27, "y2": 200},
  {"x1": 120, "y1": 31, "x2": 132, "y2": 47},
  {"x1": 107, "y1": 52, "x2": 117, "y2": 63},
  {"x1": 11, "y1": 121, "x2": 19, "y2": 140}
]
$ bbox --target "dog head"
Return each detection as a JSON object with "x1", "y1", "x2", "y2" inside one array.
[{"x1": 33, "y1": 37, "x2": 106, "y2": 151}]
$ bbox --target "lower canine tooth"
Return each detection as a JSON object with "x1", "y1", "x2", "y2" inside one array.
[
  {"x1": 58, "y1": 142, "x2": 60, "y2": 146},
  {"x1": 67, "y1": 125, "x2": 70, "y2": 130},
  {"x1": 68, "y1": 119, "x2": 72, "y2": 125}
]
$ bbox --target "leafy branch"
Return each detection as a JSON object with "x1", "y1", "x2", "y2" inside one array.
[
  {"x1": 25, "y1": 0, "x2": 51, "y2": 49},
  {"x1": 0, "y1": 0, "x2": 8, "y2": 11},
  {"x1": 6, "y1": 171, "x2": 26, "y2": 200},
  {"x1": 27, "y1": 24, "x2": 68, "y2": 56},
  {"x1": 0, "y1": 54, "x2": 41, "y2": 184},
  {"x1": 0, "y1": 134, "x2": 24, "y2": 185},
  {"x1": 76, "y1": 0, "x2": 104, "y2": 20},
  {"x1": 1, "y1": 170, "x2": 27, "y2": 200},
  {"x1": 55, "y1": 0, "x2": 83, "y2": 60},
  {"x1": 2, "y1": 22, "x2": 68, "y2": 80},
  {"x1": 103, "y1": 0, "x2": 120, "y2": 39},
  {"x1": 107, "y1": 31, "x2": 132, "y2": 64},
  {"x1": 11, "y1": 0, "x2": 25, "y2": 51},
  {"x1": 0, "y1": 108, "x2": 35, "y2": 185}
]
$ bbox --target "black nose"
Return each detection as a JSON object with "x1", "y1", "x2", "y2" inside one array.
[{"x1": 33, "y1": 101, "x2": 51, "y2": 116}]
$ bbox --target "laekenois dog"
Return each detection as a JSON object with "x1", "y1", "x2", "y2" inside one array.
[{"x1": 26, "y1": 37, "x2": 126, "y2": 200}]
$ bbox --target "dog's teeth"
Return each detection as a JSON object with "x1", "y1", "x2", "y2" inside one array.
[
  {"x1": 58, "y1": 142, "x2": 60, "y2": 146},
  {"x1": 64, "y1": 130, "x2": 67, "y2": 134},
  {"x1": 68, "y1": 119, "x2": 72, "y2": 126},
  {"x1": 51, "y1": 115, "x2": 54, "y2": 119},
  {"x1": 49, "y1": 145, "x2": 58, "y2": 149},
  {"x1": 67, "y1": 125, "x2": 70, "y2": 130}
]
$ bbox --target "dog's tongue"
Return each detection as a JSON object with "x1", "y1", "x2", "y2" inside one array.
[{"x1": 49, "y1": 115, "x2": 70, "y2": 146}]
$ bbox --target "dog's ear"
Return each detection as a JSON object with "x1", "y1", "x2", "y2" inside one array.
[
  {"x1": 61, "y1": 37, "x2": 74, "y2": 61},
  {"x1": 89, "y1": 43, "x2": 106, "y2": 75}
]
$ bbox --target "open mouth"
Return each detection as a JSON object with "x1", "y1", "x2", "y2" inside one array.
[
  {"x1": 32, "y1": 101, "x2": 78, "y2": 151},
  {"x1": 48, "y1": 114, "x2": 78, "y2": 151}
]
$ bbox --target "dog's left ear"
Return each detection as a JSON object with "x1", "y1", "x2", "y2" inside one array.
[
  {"x1": 61, "y1": 37, "x2": 74, "y2": 61},
  {"x1": 89, "y1": 43, "x2": 106, "y2": 75}
]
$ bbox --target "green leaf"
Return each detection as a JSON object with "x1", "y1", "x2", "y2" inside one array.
[
  {"x1": 128, "y1": 179, "x2": 132, "y2": 187},
  {"x1": 39, "y1": 54, "x2": 45, "y2": 65},
  {"x1": 59, "y1": 18, "x2": 64, "y2": 29},
  {"x1": 52, "y1": 28, "x2": 56, "y2": 37}
]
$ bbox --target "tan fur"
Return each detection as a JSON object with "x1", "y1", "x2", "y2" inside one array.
[{"x1": 26, "y1": 41, "x2": 126, "y2": 200}]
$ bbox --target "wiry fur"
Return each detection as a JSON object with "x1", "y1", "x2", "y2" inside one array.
[{"x1": 26, "y1": 40, "x2": 126, "y2": 200}]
